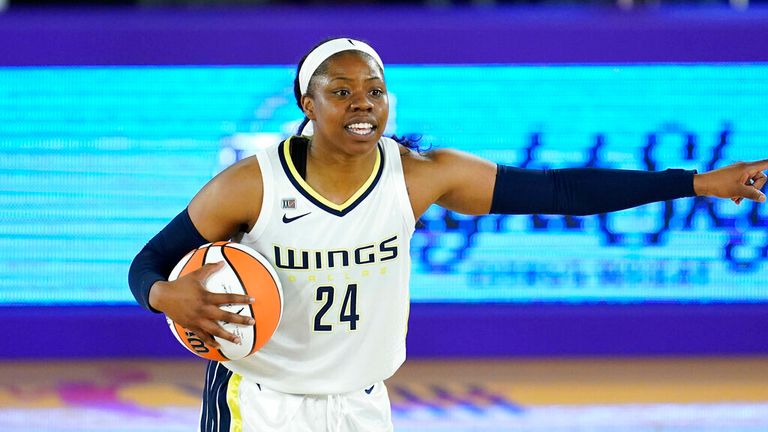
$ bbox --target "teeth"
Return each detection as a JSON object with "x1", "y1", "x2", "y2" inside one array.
[
  {"x1": 347, "y1": 123, "x2": 373, "y2": 129},
  {"x1": 345, "y1": 123, "x2": 374, "y2": 135}
]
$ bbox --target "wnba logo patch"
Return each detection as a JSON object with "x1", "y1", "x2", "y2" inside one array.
[{"x1": 281, "y1": 198, "x2": 296, "y2": 209}]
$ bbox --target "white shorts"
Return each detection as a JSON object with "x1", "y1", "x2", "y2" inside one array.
[{"x1": 199, "y1": 361, "x2": 394, "y2": 432}]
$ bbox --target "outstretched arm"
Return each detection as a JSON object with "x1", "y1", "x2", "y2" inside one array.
[{"x1": 403, "y1": 148, "x2": 767, "y2": 218}]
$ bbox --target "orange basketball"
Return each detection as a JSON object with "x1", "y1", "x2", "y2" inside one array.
[{"x1": 166, "y1": 241, "x2": 283, "y2": 361}]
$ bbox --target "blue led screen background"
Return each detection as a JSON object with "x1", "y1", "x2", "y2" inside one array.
[{"x1": 1, "y1": 64, "x2": 766, "y2": 305}]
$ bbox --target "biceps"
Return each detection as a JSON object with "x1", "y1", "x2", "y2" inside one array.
[
  {"x1": 435, "y1": 155, "x2": 497, "y2": 215},
  {"x1": 188, "y1": 171, "x2": 262, "y2": 241},
  {"x1": 188, "y1": 186, "x2": 245, "y2": 242}
]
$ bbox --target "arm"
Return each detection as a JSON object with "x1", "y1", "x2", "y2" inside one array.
[
  {"x1": 128, "y1": 156, "x2": 263, "y2": 348},
  {"x1": 403, "y1": 149, "x2": 768, "y2": 218},
  {"x1": 489, "y1": 166, "x2": 696, "y2": 216}
]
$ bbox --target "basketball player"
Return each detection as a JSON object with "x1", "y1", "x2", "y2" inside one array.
[{"x1": 129, "y1": 38, "x2": 768, "y2": 431}]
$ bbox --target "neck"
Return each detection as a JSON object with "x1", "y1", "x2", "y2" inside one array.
[
  {"x1": 303, "y1": 136, "x2": 379, "y2": 205},
  {"x1": 307, "y1": 140, "x2": 377, "y2": 169}
]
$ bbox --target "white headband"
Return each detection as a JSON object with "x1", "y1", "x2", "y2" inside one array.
[{"x1": 298, "y1": 38, "x2": 384, "y2": 96}]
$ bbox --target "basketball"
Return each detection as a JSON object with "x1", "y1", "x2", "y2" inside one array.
[{"x1": 166, "y1": 241, "x2": 283, "y2": 361}]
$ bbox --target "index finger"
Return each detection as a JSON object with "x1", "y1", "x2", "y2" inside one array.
[
  {"x1": 747, "y1": 158, "x2": 768, "y2": 172},
  {"x1": 192, "y1": 261, "x2": 225, "y2": 283},
  {"x1": 210, "y1": 293, "x2": 254, "y2": 306}
]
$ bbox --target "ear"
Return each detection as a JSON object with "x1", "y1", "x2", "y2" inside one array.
[{"x1": 301, "y1": 95, "x2": 316, "y2": 121}]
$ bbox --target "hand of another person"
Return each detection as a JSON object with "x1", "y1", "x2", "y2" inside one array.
[
  {"x1": 149, "y1": 261, "x2": 255, "y2": 349},
  {"x1": 694, "y1": 160, "x2": 768, "y2": 204}
]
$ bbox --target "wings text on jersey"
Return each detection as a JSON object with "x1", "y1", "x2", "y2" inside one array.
[{"x1": 273, "y1": 235, "x2": 399, "y2": 270}]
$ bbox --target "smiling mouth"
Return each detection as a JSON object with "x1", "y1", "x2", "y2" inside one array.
[{"x1": 345, "y1": 122, "x2": 377, "y2": 136}]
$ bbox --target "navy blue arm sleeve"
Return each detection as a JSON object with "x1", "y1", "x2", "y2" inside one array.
[
  {"x1": 128, "y1": 208, "x2": 210, "y2": 312},
  {"x1": 490, "y1": 166, "x2": 697, "y2": 216}
]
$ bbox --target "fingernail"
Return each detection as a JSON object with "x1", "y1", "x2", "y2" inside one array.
[
  {"x1": 248, "y1": 318, "x2": 255, "y2": 325},
  {"x1": 234, "y1": 337, "x2": 242, "y2": 344},
  {"x1": 249, "y1": 297, "x2": 255, "y2": 303}
]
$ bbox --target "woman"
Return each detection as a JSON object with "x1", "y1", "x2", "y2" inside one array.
[{"x1": 129, "y1": 38, "x2": 767, "y2": 432}]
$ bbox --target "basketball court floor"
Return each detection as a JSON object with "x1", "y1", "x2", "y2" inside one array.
[{"x1": 2, "y1": 357, "x2": 768, "y2": 431}]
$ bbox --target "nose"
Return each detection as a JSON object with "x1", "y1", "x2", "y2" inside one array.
[{"x1": 349, "y1": 93, "x2": 374, "y2": 112}]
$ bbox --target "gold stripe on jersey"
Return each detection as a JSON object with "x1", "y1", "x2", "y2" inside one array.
[
  {"x1": 226, "y1": 373, "x2": 243, "y2": 432},
  {"x1": 282, "y1": 136, "x2": 382, "y2": 212}
]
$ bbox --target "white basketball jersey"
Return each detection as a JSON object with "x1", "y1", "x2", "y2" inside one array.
[{"x1": 226, "y1": 136, "x2": 415, "y2": 395}]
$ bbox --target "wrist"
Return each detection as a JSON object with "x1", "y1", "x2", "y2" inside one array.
[
  {"x1": 693, "y1": 173, "x2": 707, "y2": 196},
  {"x1": 148, "y1": 280, "x2": 170, "y2": 313}
]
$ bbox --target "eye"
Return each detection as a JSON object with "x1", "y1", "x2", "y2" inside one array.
[
  {"x1": 333, "y1": 89, "x2": 350, "y2": 96},
  {"x1": 370, "y1": 88, "x2": 384, "y2": 97}
]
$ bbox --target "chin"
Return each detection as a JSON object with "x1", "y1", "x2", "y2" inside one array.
[{"x1": 344, "y1": 130, "x2": 382, "y2": 147}]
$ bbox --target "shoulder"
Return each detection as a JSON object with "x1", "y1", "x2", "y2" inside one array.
[
  {"x1": 399, "y1": 146, "x2": 472, "y2": 215},
  {"x1": 400, "y1": 145, "x2": 497, "y2": 217},
  {"x1": 400, "y1": 146, "x2": 470, "y2": 177},
  {"x1": 213, "y1": 153, "x2": 264, "y2": 194},
  {"x1": 188, "y1": 153, "x2": 265, "y2": 236}
]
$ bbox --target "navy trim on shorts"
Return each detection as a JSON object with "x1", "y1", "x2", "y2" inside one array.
[{"x1": 201, "y1": 361, "x2": 234, "y2": 432}]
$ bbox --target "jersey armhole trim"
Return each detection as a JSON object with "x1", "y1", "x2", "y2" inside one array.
[
  {"x1": 385, "y1": 138, "x2": 417, "y2": 232},
  {"x1": 246, "y1": 150, "x2": 274, "y2": 241}
]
